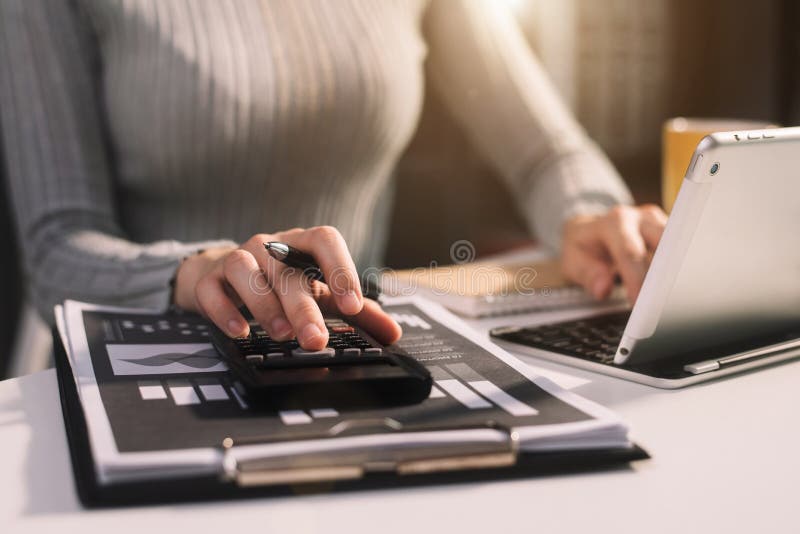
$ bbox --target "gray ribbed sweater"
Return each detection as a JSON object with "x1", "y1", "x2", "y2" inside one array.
[{"x1": 0, "y1": 0, "x2": 632, "y2": 324}]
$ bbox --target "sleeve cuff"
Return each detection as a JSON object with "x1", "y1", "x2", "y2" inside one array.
[{"x1": 526, "y1": 142, "x2": 633, "y2": 252}]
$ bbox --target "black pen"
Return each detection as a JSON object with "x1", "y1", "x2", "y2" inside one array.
[
  {"x1": 264, "y1": 242, "x2": 381, "y2": 300},
  {"x1": 264, "y1": 241, "x2": 324, "y2": 281}
]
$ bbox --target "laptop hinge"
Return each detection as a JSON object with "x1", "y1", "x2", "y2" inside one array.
[{"x1": 684, "y1": 337, "x2": 800, "y2": 375}]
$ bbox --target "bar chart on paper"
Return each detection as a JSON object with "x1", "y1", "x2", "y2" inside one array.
[
  {"x1": 136, "y1": 376, "x2": 248, "y2": 407},
  {"x1": 113, "y1": 306, "x2": 542, "y2": 428},
  {"x1": 272, "y1": 361, "x2": 540, "y2": 427},
  {"x1": 135, "y1": 375, "x2": 339, "y2": 425},
  {"x1": 427, "y1": 364, "x2": 539, "y2": 416},
  {"x1": 132, "y1": 361, "x2": 537, "y2": 427}
]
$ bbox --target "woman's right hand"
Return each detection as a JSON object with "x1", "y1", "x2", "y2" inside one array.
[{"x1": 172, "y1": 227, "x2": 402, "y2": 350}]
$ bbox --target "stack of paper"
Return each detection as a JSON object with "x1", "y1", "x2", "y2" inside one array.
[{"x1": 55, "y1": 297, "x2": 633, "y2": 486}]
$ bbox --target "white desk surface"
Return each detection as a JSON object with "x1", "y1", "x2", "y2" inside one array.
[{"x1": 1, "y1": 305, "x2": 798, "y2": 534}]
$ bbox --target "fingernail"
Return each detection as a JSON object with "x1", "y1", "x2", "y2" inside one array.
[
  {"x1": 227, "y1": 319, "x2": 248, "y2": 337},
  {"x1": 339, "y1": 290, "x2": 362, "y2": 315},
  {"x1": 300, "y1": 323, "x2": 325, "y2": 346},
  {"x1": 271, "y1": 317, "x2": 293, "y2": 339}
]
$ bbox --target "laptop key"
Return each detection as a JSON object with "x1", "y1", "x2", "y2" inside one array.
[
  {"x1": 585, "y1": 350, "x2": 605, "y2": 360},
  {"x1": 523, "y1": 334, "x2": 545, "y2": 343}
]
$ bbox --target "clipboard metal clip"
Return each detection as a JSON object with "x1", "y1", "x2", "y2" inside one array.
[{"x1": 220, "y1": 422, "x2": 520, "y2": 487}]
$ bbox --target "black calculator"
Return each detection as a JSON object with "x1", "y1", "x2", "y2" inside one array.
[{"x1": 210, "y1": 317, "x2": 432, "y2": 409}]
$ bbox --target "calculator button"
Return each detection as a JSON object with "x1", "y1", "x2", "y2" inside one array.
[
  {"x1": 266, "y1": 352, "x2": 285, "y2": 359},
  {"x1": 330, "y1": 326, "x2": 355, "y2": 334},
  {"x1": 245, "y1": 354, "x2": 264, "y2": 364},
  {"x1": 342, "y1": 347, "x2": 361, "y2": 356},
  {"x1": 291, "y1": 347, "x2": 336, "y2": 358},
  {"x1": 363, "y1": 347, "x2": 383, "y2": 355}
]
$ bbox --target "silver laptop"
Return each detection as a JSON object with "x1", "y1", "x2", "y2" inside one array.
[{"x1": 491, "y1": 126, "x2": 800, "y2": 388}]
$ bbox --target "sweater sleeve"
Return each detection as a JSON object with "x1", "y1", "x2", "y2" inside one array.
[
  {"x1": 422, "y1": 0, "x2": 633, "y2": 252},
  {"x1": 0, "y1": 0, "x2": 235, "y2": 325}
]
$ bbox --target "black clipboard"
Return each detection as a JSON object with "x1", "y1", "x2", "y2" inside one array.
[{"x1": 53, "y1": 329, "x2": 649, "y2": 508}]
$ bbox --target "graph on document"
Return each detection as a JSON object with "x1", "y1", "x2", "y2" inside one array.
[
  {"x1": 126, "y1": 308, "x2": 539, "y2": 428},
  {"x1": 134, "y1": 361, "x2": 536, "y2": 426},
  {"x1": 427, "y1": 364, "x2": 538, "y2": 417}
]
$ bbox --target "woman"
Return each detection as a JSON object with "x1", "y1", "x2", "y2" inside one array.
[{"x1": 0, "y1": 0, "x2": 666, "y2": 350}]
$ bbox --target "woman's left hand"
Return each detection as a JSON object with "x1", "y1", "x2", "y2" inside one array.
[{"x1": 560, "y1": 204, "x2": 668, "y2": 303}]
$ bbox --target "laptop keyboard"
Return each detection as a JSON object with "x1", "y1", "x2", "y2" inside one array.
[{"x1": 490, "y1": 311, "x2": 631, "y2": 365}]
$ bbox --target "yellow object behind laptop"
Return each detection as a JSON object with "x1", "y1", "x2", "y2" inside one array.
[{"x1": 661, "y1": 118, "x2": 775, "y2": 213}]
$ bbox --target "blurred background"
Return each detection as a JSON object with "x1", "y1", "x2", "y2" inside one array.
[
  {"x1": 1, "y1": 0, "x2": 799, "y2": 376},
  {"x1": 388, "y1": 0, "x2": 800, "y2": 267}
]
